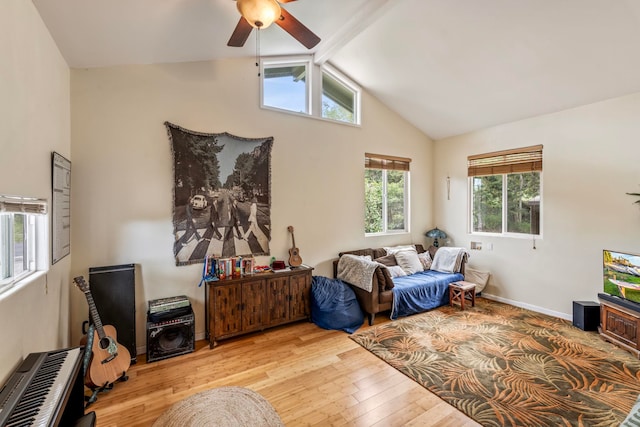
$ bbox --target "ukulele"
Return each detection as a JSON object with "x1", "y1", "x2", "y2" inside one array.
[
  {"x1": 74, "y1": 276, "x2": 131, "y2": 389},
  {"x1": 287, "y1": 225, "x2": 303, "y2": 267}
]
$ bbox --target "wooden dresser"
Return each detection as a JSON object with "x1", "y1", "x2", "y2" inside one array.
[
  {"x1": 598, "y1": 293, "x2": 640, "y2": 358},
  {"x1": 205, "y1": 267, "x2": 313, "y2": 348}
]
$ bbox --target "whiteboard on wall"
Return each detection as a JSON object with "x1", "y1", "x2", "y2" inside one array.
[{"x1": 52, "y1": 152, "x2": 71, "y2": 264}]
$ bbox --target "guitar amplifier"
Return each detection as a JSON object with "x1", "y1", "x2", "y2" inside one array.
[{"x1": 146, "y1": 308, "x2": 195, "y2": 363}]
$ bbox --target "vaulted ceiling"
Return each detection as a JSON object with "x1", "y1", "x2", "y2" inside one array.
[{"x1": 32, "y1": 0, "x2": 640, "y2": 140}]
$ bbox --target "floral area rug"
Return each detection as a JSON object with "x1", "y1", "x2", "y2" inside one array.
[{"x1": 350, "y1": 299, "x2": 640, "y2": 426}]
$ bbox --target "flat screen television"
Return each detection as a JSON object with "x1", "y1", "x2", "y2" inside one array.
[{"x1": 603, "y1": 249, "x2": 640, "y2": 304}]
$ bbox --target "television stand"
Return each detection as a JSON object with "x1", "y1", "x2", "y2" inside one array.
[{"x1": 598, "y1": 293, "x2": 640, "y2": 359}]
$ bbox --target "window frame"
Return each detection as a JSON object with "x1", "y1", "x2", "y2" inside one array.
[
  {"x1": 260, "y1": 56, "x2": 362, "y2": 126},
  {"x1": 467, "y1": 145, "x2": 543, "y2": 238},
  {"x1": 0, "y1": 196, "x2": 48, "y2": 296},
  {"x1": 318, "y1": 63, "x2": 361, "y2": 125},
  {"x1": 260, "y1": 56, "x2": 312, "y2": 115},
  {"x1": 468, "y1": 172, "x2": 543, "y2": 238},
  {"x1": 364, "y1": 153, "x2": 411, "y2": 236}
]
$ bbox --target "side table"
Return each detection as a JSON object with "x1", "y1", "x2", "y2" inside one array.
[{"x1": 449, "y1": 281, "x2": 476, "y2": 310}]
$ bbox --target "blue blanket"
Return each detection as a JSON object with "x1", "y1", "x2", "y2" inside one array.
[
  {"x1": 390, "y1": 270, "x2": 463, "y2": 319},
  {"x1": 311, "y1": 276, "x2": 364, "y2": 333}
]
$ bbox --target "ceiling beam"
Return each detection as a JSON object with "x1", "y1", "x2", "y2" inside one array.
[{"x1": 313, "y1": 0, "x2": 397, "y2": 66}]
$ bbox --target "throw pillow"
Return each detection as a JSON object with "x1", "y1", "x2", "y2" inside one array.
[
  {"x1": 394, "y1": 250, "x2": 423, "y2": 275},
  {"x1": 374, "y1": 254, "x2": 397, "y2": 267},
  {"x1": 384, "y1": 244, "x2": 416, "y2": 255},
  {"x1": 387, "y1": 265, "x2": 407, "y2": 278},
  {"x1": 380, "y1": 267, "x2": 394, "y2": 290},
  {"x1": 373, "y1": 267, "x2": 393, "y2": 292},
  {"x1": 417, "y1": 251, "x2": 432, "y2": 270}
]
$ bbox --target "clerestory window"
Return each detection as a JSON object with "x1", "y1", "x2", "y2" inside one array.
[
  {"x1": 262, "y1": 60, "x2": 310, "y2": 114},
  {"x1": 261, "y1": 57, "x2": 361, "y2": 125},
  {"x1": 321, "y1": 65, "x2": 359, "y2": 124}
]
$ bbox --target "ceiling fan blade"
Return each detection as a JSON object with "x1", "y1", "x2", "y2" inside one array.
[
  {"x1": 227, "y1": 17, "x2": 253, "y2": 47},
  {"x1": 276, "y1": 8, "x2": 321, "y2": 49}
]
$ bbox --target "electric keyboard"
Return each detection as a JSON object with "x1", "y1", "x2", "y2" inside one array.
[{"x1": 0, "y1": 347, "x2": 85, "y2": 427}]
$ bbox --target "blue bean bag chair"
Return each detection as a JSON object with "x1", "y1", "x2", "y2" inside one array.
[{"x1": 311, "y1": 276, "x2": 364, "y2": 333}]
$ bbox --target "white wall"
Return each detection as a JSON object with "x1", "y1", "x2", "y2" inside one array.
[
  {"x1": 70, "y1": 58, "x2": 434, "y2": 351},
  {"x1": 0, "y1": 0, "x2": 71, "y2": 382},
  {"x1": 4, "y1": 1, "x2": 639, "y2": 377},
  {"x1": 434, "y1": 93, "x2": 640, "y2": 318}
]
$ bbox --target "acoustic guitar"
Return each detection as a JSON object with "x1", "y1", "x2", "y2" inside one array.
[
  {"x1": 287, "y1": 225, "x2": 302, "y2": 267},
  {"x1": 74, "y1": 276, "x2": 131, "y2": 389}
]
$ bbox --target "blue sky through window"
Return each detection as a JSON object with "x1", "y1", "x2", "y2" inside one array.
[{"x1": 263, "y1": 76, "x2": 306, "y2": 113}]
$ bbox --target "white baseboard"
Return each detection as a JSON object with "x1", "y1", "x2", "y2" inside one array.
[
  {"x1": 134, "y1": 302, "x2": 571, "y2": 357},
  {"x1": 482, "y1": 293, "x2": 572, "y2": 321}
]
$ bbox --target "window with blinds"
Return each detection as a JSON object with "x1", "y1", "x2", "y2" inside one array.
[
  {"x1": 468, "y1": 145, "x2": 542, "y2": 236},
  {"x1": 468, "y1": 145, "x2": 543, "y2": 176},
  {"x1": 0, "y1": 196, "x2": 48, "y2": 214},
  {"x1": 0, "y1": 195, "x2": 48, "y2": 294},
  {"x1": 365, "y1": 153, "x2": 411, "y2": 235}
]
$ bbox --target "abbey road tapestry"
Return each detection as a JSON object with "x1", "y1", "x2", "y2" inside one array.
[{"x1": 165, "y1": 122, "x2": 272, "y2": 266}]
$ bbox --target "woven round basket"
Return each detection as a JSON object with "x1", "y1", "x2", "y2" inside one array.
[{"x1": 152, "y1": 386, "x2": 284, "y2": 427}]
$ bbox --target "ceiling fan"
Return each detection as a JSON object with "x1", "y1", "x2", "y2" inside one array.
[{"x1": 227, "y1": 0, "x2": 321, "y2": 49}]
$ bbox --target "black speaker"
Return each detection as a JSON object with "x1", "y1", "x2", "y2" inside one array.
[
  {"x1": 146, "y1": 309, "x2": 195, "y2": 363},
  {"x1": 573, "y1": 301, "x2": 600, "y2": 331},
  {"x1": 89, "y1": 264, "x2": 137, "y2": 364}
]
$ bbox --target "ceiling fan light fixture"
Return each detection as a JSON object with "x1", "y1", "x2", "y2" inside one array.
[{"x1": 237, "y1": 0, "x2": 282, "y2": 29}]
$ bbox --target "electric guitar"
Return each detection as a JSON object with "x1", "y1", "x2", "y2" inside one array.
[
  {"x1": 73, "y1": 276, "x2": 131, "y2": 389},
  {"x1": 287, "y1": 225, "x2": 302, "y2": 267}
]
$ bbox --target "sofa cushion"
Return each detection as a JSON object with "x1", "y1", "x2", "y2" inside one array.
[
  {"x1": 374, "y1": 254, "x2": 397, "y2": 267},
  {"x1": 372, "y1": 244, "x2": 425, "y2": 259},
  {"x1": 384, "y1": 244, "x2": 416, "y2": 255},
  {"x1": 418, "y1": 251, "x2": 433, "y2": 270},
  {"x1": 395, "y1": 250, "x2": 423, "y2": 275},
  {"x1": 373, "y1": 267, "x2": 386, "y2": 292},
  {"x1": 427, "y1": 245, "x2": 438, "y2": 258},
  {"x1": 373, "y1": 266, "x2": 394, "y2": 291},
  {"x1": 387, "y1": 265, "x2": 407, "y2": 278},
  {"x1": 372, "y1": 248, "x2": 387, "y2": 259},
  {"x1": 380, "y1": 266, "x2": 394, "y2": 290},
  {"x1": 339, "y1": 248, "x2": 374, "y2": 259}
]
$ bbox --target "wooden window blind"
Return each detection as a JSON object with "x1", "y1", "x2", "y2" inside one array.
[
  {"x1": 365, "y1": 153, "x2": 411, "y2": 171},
  {"x1": 0, "y1": 195, "x2": 48, "y2": 215},
  {"x1": 467, "y1": 145, "x2": 543, "y2": 177}
]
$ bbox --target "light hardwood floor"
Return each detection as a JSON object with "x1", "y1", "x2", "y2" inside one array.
[{"x1": 88, "y1": 317, "x2": 481, "y2": 426}]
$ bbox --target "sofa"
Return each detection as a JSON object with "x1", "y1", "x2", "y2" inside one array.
[{"x1": 333, "y1": 244, "x2": 468, "y2": 325}]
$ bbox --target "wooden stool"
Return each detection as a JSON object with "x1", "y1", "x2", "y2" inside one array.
[{"x1": 449, "y1": 281, "x2": 476, "y2": 310}]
